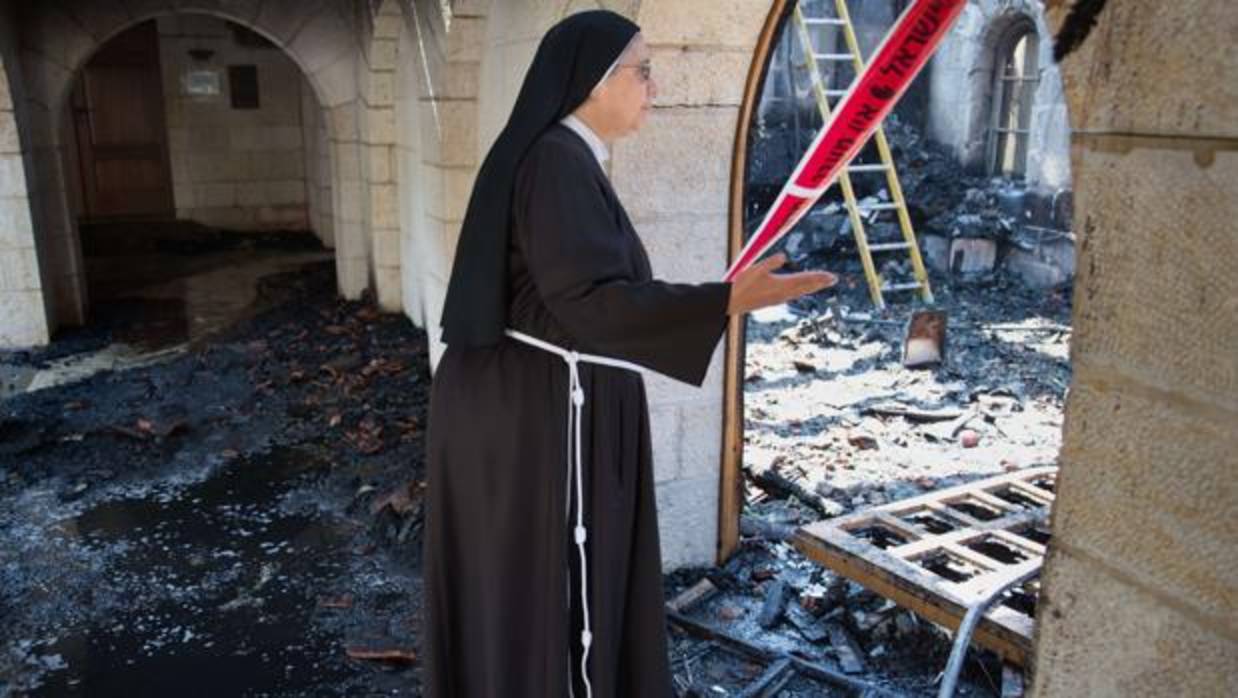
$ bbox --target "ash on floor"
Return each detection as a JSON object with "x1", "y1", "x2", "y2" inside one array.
[
  {"x1": 1, "y1": 260, "x2": 430, "y2": 696},
  {"x1": 664, "y1": 262, "x2": 1069, "y2": 697}
]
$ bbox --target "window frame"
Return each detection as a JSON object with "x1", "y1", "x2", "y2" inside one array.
[{"x1": 986, "y1": 19, "x2": 1040, "y2": 178}]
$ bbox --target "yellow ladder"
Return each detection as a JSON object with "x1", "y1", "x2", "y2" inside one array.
[{"x1": 790, "y1": 0, "x2": 933, "y2": 309}]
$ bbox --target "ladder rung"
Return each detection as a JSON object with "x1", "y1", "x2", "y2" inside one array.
[
  {"x1": 881, "y1": 282, "x2": 923, "y2": 293},
  {"x1": 814, "y1": 53, "x2": 855, "y2": 61},
  {"x1": 803, "y1": 18, "x2": 847, "y2": 26},
  {"x1": 858, "y1": 202, "x2": 901, "y2": 213},
  {"x1": 868, "y1": 242, "x2": 911, "y2": 252},
  {"x1": 848, "y1": 164, "x2": 890, "y2": 173}
]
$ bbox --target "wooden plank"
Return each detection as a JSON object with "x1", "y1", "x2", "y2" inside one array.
[
  {"x1": 736, "y1": 658, "x2": 795, "y2": 698},
  {"x1": 940, "y1": 542, "x2": 1004, "y2": 575},
  {"x1": 794, "y1": 530, "x2": 1032, "y2": 665},
  {"x1": 872, "y1": 512, "x2": 925, "y2": 541},
  {"x1": 827, "y1": 624, "x2": 867, "y2": 674},
  {"x1": 987, "y1": 528, "x2": 1048, "y2": 558},
  {"x1": 954, "y1": 558, "x2": 1043, "y2": 599},
  {"x1": 668, "y1": 577, "x2": 719, "y2": 613},
  {"x1": 924, "y1": 500, "x2": 985, "y2": 528},
  {"x1": 1003, "y1": 479, "x2": 1056, "y2": 506},
  {"x1": 665, "y1": 608, "x2": 892, "y2": 696},
  {"x1": 792, "y1": 467, "x2": 1058, "y2": 667},
  {"x1": 887, "y1": 509, "x2": 1045, "y2": 560},
  {"x1": 809, "y1": 469, "x2": 1057, "y2": 535},
  {"x1": 801, "y1": 520, "x2": 971, "y2": 603},
  {"x1": 970, "y1": 489, "x2": 1024, "y2": 515}
]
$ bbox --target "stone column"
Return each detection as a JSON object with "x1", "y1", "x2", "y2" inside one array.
[{"x1": 1031, "y1": 3, "x2": 1238, "y2": 695}]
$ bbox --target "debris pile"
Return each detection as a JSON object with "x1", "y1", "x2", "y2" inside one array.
[
  {"x1": 693, "y1": 250, "x2": 1071, "y2": 695},
  {"x1": 665, "y1": 540, "x2": 1006, "y2": 696},
  {"x1": 744, "y1": 273, "x2": 1070, "y2": 510}
]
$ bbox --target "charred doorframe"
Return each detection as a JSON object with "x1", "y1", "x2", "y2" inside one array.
[
  {"x1": 720, "y1": 0, "x2": 794, "y2": 564},
  {"x1": 718, "y1": 1, "x2": 1073, "y2": 562}
]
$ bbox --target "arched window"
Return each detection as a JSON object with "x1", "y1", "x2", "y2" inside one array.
[{"x1": 987, "y1": 21, "x2": 1039, "y2": 178}]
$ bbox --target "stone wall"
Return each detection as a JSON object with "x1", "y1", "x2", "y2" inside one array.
[
  {"x1": 156, "y1": 15, "x2": 311, "y2": 230},
  {"x1": 1030, "y1": 1, "x2": 1238, "y2": 695},
  {"x1": 621, "y1": 1, "x2": 766, "y2": 567},
  {"x1": 358, "y1": 1, "x2": 400, "y2": 310}
]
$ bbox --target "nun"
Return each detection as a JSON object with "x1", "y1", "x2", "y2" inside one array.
[{"x1": 422, "y1": 10, "x2": 834, "y2": 698}]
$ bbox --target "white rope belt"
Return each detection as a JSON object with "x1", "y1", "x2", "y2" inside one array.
[{"x1": 504, "y1": 329, "x2": 651, "y2": 698}]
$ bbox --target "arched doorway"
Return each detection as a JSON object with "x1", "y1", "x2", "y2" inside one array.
[
  {"x1": 722, "y1": 0, "x2": 1077, "y2": 686},
  {"x1": 14, "y1": 0, "x2": 367, "y2": 340}
]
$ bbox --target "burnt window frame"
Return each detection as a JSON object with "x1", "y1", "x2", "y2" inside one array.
[{"x1": 986, "y1": 19, "x2": 1040, "y2": 179}]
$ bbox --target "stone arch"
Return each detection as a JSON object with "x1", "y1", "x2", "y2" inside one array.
[
  {"x1": 708, "y1": 7, "x2": 1238, "y2": 695},
  {"x1": 392, "y1": 1, "x2": 438, "y2": 333},
  {"x1": 718, "y1": 0, "x2": 792, "y2": 564},
  {"x1": 11, "y1": 0, "x2": 370, "y2": 340}
]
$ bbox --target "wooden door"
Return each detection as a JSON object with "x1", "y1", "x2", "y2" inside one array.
[{"x1": 72, "y1": 20, "x2": 175, "y2": 219}]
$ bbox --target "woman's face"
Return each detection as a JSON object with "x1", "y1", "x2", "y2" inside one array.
[{"x1": 593, "y1": 34, "x2": 656, "y2": 137}]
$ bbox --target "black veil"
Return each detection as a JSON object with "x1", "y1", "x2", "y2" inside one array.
[{"x1": 439, "y1": 10, "x2": 640, "y2": 347}]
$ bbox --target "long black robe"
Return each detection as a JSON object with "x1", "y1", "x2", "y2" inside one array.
[{"x1": 423, "y1": 124, "x2": 731, "y2": 698}]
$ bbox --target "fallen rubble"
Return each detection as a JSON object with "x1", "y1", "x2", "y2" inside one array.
[{"x1": 701, "y1": 253, "x2": 1070, "y2": 696}]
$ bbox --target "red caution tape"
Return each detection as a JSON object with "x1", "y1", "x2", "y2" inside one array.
[{"x1": 725, "y1": 0, "x2": 967, "y2": 281}]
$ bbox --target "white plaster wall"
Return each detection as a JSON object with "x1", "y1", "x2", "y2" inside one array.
[
  {"x1": 157, "y1": 14, "x2": 310, "y2": 230},
  {"x1": 0, "y1": 7, "x2": 51, "y2": 347},
  {"x1": 927, "y1": 0, "x2": 1071, "y2": 189}
]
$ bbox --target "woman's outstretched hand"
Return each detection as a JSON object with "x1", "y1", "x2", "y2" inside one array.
[{"x1": 726, "y1": 253, "x2": 837, "y2": 316}]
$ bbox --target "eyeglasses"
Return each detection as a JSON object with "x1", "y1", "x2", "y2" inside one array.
[{"x1": 614, "y1": 61, "x2": 653, "y2": 83}]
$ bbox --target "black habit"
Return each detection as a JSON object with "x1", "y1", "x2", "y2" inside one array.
[
  {"x1": 422, "y1": 123, "x2": 731, "y2": 697},
  {"x1": 423, "y1": 9, "x2": 732, "y2": 697}
]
